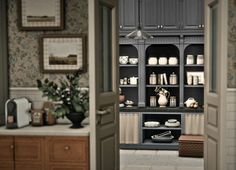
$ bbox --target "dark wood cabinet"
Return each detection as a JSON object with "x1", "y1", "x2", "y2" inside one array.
[
  {"x1": 182, "y1": 0, "x2": 204, "y2": 30},
  {"x1": 0, "y1": 135, "x2": 89, "y2": 170},
  {"x1": 0, "y1": 136, "x2": 14, "y2": 170}
]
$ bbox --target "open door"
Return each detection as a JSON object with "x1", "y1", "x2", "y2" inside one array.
[
  {"x1": 89, "y1": 0, "x2": 119, "y2": 170},
  {"x1": 204, "y1": 0, "x2": 227, "y2": 169}
]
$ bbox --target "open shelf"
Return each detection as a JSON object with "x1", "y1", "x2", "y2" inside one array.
[
  {"x1": 184, "y1": 85, "x2": 204, "y2": 88},
  {"x1": 142, "y1": 125, "x2": 181, "y2": 130},
  {"x1": 120, "y1": 64, "x2": 138, "y2": 67},
  {"x1": 146, "y1": 85, "x2": 179, "y2": 88},
  {"x1": 185, "y1": 64, "x2": 204, "y2": 67},
  {"x1": 120, "y1": 85, "x2": 138, "y2": 87},
  {"x1": 146, "y1": 65, "x2": 179, "y2": 67},
  {"x1": 142, "y1": 139, "x2": 179, "y2": 149}
]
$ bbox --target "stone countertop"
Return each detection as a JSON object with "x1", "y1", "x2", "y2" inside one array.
[{"x1": 0, "y1": 124, "x2": 90, "y2": 136}]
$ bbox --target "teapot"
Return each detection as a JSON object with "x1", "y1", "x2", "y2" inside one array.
[
  {"x1": 129, "y1": 77, "x2": 138, "y2": 85},
  {"x1": 184, "y1": 98, "x2": 198, "y2": 108}
]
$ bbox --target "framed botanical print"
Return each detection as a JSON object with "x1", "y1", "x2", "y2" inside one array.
[
  {"x1": 18, "y1": 0, "x2": 64, "y2": 30},
  {"x1": 40, "y1": 35, "x2": 87, "y2": 73}
]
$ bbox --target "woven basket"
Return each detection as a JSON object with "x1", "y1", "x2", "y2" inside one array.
[{"x1": 179, "y1": 135, "x2": 204, "y2": 157}]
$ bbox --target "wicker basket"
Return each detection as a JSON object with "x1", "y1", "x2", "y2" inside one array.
[{"x1": 179, "y1": 135, "x2": 204, "y2": 157}]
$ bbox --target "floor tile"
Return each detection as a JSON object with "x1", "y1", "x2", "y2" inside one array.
[
  {"x1": 120, "y1": 149, "x2": 136, "y2": 155},
  {"x1": 135, "y1": 150, "x2": 157, "y2": 155},
  {"x1": 151, "y1": 166, "x2": 176, "y2": 170}
]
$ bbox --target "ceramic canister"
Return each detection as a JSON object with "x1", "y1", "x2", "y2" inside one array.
[
  {"x1": 186, "y1": 55, "x2": 194, "y2": 65},
  {"x1": 149, "y1": 72, "x2": 157, "y2": 85},
  {"x1": 196, "y1": 55, "x2": 204, "y2": 65}
]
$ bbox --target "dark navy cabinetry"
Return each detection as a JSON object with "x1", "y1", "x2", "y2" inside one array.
[{"x1": 119, "y1": 0, "x2": 204, "y2": 35}]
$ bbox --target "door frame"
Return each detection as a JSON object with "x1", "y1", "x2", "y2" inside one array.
[{"x1": 204, "y1": 0, "x2": 228, "y2": 169}]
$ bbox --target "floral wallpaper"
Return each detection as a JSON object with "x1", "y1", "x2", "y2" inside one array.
[
  {"x1": 8, "y1": 0, "x2": 88, "y2": 87},
  {"x1": 228, "y1": 0, "x2": 236, "y2": 88}
]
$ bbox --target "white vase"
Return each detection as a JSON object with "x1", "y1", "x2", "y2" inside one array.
[{"x1": 158, "y1": 93, "x2": 168, "y2": 107}]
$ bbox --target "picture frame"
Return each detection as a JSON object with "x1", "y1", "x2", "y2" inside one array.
[
  {"x1": 187, "y1": 72, "x2": 205, "y2": 84},
  {"x1": 18, "y1": 0, "x2": 64, "y2": 30},
  {"x1": 40, "y1": 34, "x2": 87, "y2": 73}
]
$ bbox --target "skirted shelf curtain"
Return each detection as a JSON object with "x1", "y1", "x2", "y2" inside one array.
[
  {"x1": 120, "y1": 113, "x2": 139, "y2": 144},
  {"x1": 185, "y1": 113, "x2": 204, "y2": 135}
]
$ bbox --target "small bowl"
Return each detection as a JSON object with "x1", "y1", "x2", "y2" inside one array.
[
  {"x1": 168, "y1": 119, "x2": 177, "y2": 123},
  {"x1": 119, "y1": 56, "x2": 129, "y2": 64},
  {"x1": 125, "y1": 100, "x2": 134, "y2": 105},
  {"x1": 129, "y1": 58, "x2": 138, "y2": 65}
]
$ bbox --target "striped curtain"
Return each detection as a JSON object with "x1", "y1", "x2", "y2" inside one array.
[{"x1": 185, "y1": 113, "x2": 204, "y2": 135}]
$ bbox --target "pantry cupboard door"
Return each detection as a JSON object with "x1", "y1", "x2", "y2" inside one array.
[
  {"x1": 88, "y1": 0, "x2": 119, "y2": 170},
  {"x1": 204, "y1": 0, "x2": 227, "y2": 169}
]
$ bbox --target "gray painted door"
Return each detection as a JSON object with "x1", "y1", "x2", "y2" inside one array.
[
  {"x1": 204, "y1": 0, "x2": 228, "y2": 169},
  {"x1": 182, "y1": 0, "x2": 203, "y2": 30},
  {"x1": 119, "y1": 0, "x2": 138, "y2": 31},
  {"x1": 89, "y1": 0, "x2": 119, "y2": 169}
]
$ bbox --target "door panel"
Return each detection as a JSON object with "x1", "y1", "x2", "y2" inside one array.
[
  {"x1": 0, "y1": 136, "x2": 14, "y2": 161},
  {"x1": 119, "y1": 0, "x2": 138, "y2": 31},
  {"x1": 204, "y1": 0, "x2": 228, "y2": 169},
  {"x1": 162, "y1": 0, "x2": 180, "y2": 30},
  {"x1": 141, "y1": 0, "x2": 162, "y2": 30},
  {"x1": 183, "y1": 0, "x2": 201, "y2": 29},
  {"x1": 89, "y1": 0, "x2": 119, "y2": 170}
]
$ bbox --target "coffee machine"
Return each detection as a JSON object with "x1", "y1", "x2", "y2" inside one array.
[{"x1": 5, "y1": 98, "x2": 31, "y2": 129}]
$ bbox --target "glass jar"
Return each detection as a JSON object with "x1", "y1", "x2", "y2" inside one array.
[
  {"x1": 169, "y1": 72, "x2": 177, "y2": 85},
  {"x1": 150, "y1": 96, "x2": 157, "y2": 107},
  {"x1": 169, "y1": 96, "x2": 176, "y2": 107},
  {"x1": 149, "y1": 72, "x2": 157, "y2": 85}
]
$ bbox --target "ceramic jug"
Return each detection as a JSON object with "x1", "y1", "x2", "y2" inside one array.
[
  {"x1": 158, "y1": 90, "x2": 170, "y2": 107},
  {"x1": 129, "y1": 77, "x2": 138, "y2": 85}
]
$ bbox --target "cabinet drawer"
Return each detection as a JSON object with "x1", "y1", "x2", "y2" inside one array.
[
  {"x1": 46, "y1": 137, "x2": 89, "y2": 165},
  {"x1": 0, "y1": 136, "x2": 14, "y2": 161},
  {"x1": 48, "y1": 164, "x2": 88, "y2": 170},
  {"x1": 15, "y1": 163, "x2": 44, "y2": 170},
  {"x1": 0, "y1": 162, "x2": 14, "y2": 170},
  {"x1": 15, "y1": 136, "x2": 44, "y2": 162}
]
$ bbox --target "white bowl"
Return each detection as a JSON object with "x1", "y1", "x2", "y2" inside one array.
[
  {"x1": 129, "y1": 58, "x2": 138, "y2": 65},
  {"x1": 165, "y1": 121, "x2": 180, "y2": 127},
  {"x1": 168, "y1": 57, "x2": 178, "y2": 65},
  {"x1": 119, "y1": 56, "x2": 129, "y2": 64},
  {"x1": 168, "y1": 119, "x2": 177, "y2": 123},
  {"x1": 148, "y1": 57, "x2": 158, "y2": 65}
]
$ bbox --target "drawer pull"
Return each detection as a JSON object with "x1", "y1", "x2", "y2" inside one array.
[
  {"x1": 64, "y1": 146, "x2": 70, "y2": 150},
  {"x1": 10, "y1": 145, "x2": 14, "y2": 149}
]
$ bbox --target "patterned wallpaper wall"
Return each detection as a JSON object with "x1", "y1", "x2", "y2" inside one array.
[
  {"x1": 228, "y1": 0, "x2": 236, "y2": 88},
  {"x1": 8, "y1": 0, "x2": 88, "y2": 87}
]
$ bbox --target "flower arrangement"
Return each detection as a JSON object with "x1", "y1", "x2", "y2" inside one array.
[{"x1": 36, "y1": 71, "x2": 89, "y2": 119}]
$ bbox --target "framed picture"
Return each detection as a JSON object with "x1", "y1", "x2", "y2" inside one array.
[
  {"x1": 18, "y1": 0, "x2": 64, "y2": 30},
  {"x1": 40, "y1": 34, "x2": 87, "y2": 73},
  {"x1": 187, "y1": 72, "x2": 205, "y2": 84}
]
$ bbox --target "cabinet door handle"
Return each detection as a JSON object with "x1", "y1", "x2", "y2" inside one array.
[
  {"x1": 10, "y1": 145, "x2": 14, "y2": 149},
  {"x1": 157, "y1": 25, "x2": 160, "y2": 29},
  {"x1": 120, "y1": 25, "x2": 123, "y2": 29},
  {"x1": 202, "y1": 25, "x2": 204, "y2": 28},
  {"x1": 198, "y1": 25, "x2": 202, "y2": 28},
  {"x1": 64, "y1": 146, "x2": 70, "y2": 150},
  {"x1": 161, "y1": 25, "x2": 164, "y2": 28}
]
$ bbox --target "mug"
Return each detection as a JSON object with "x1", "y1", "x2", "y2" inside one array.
[
  {"x1": 120, "y1": 79, "x2": 124, "y2": 85},
  {"x1": 123, "y1": 77, "x2": 128, "y2": 85}
]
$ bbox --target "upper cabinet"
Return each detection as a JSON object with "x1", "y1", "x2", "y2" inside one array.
[
  {"x1": 119, "y1": 0, "x2": 138, "y2": 32},
  {"x1": 119, "y1": 0, "x2": 204, "y2": 35},
  {"x1": 182, "y1": 0, "x2": 204, "y2": 30},
  {"x1": 142, "y1": 0, "x2": 180, "y2": 31}
]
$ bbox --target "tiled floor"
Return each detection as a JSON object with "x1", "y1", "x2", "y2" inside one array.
[{"x1": 120, "y1": 150, "x2": 204, "y2": 170}]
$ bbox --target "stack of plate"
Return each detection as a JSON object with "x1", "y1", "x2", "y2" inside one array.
[
  {"x1": 144, "y1": 121, "x2": 160, "y2": 127},
  {"x1": 165, "y1": 119, "x2": 180, "y2": 127},
  {"x1": 151, "y1": 131, "x2": 174, "y2": 143}
]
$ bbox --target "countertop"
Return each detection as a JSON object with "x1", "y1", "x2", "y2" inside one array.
[
  {"x1": 120, "y1": 107, "x2": 204, "y2": 113},
  {"x1": 0, "y1": 124, "x2": 90, "y2": 136}
]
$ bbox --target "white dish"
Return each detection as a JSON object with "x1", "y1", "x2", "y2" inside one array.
[
  {"x1": 165, "y1": 121, "x2": 180, "y2": 127},
  {"x1": 119, "y1": 56, "x2": 129, "y2": 64},
  {"x1": 159, "y1": 57, "x2": 168, "y2": 65},
  {"x1": 148, "y1": 57, "x2": 158, "y2": 65},
  {"x1": 144, "y1": 121, "x2": 160, "y2": 127},
  {"x1": 119, "y1": 103, "x2": 125, "y2": 107}
]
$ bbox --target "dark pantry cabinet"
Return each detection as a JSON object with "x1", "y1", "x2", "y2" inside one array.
[{"x1": 119, "y1": 0, "x2": 204, "y2": 35}]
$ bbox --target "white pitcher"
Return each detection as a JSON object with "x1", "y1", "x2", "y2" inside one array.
[{"x1": 157, "y1": 91, "x2": 170, "y2": 107}]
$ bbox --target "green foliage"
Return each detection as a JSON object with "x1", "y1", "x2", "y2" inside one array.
[{"x1": 36, "y1": 71, "x2": 89, "y2": 118}]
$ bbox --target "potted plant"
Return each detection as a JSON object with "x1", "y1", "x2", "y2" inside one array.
[{"x1": 36, "y1": 71, "x2": 89, "y2": 128}]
